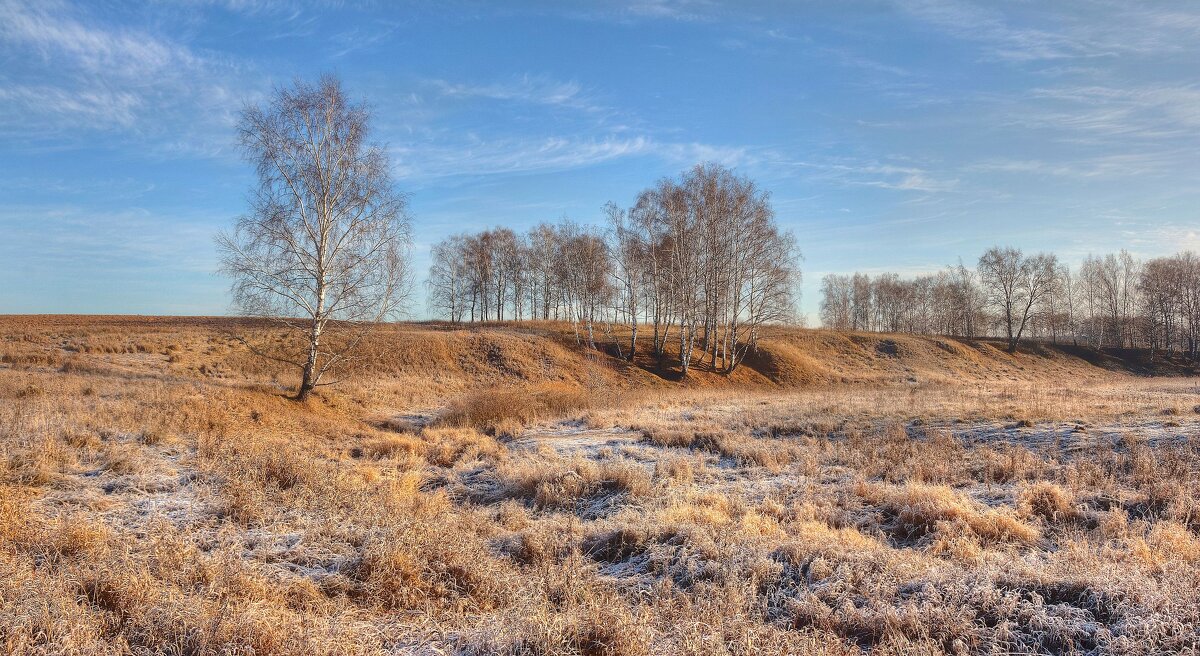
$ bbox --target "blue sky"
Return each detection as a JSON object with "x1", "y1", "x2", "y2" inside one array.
[{"x1": 2, "y1": 0, "x2": 1199, "y2": 320}]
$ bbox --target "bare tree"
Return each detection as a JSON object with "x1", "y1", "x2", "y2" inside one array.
[
  {"x1": 1181, "y1": 252, "x2": 1200, "y2": 358},
  {"x1": 630, "y1": 183, "x2": 676, "y2": 359},
  {"x1": 624, "y1": 164, "x2": 797, "y2": 375},
  {"x1": 1141, "y1": 256, "x2": 1179, "y2": 353},
  {"x1": 527, "y1": 223, "x2": 563, "y2": 320},
  {"x1": 1077, "y1": 255, "x2": 1106, "y2": 346},
  {"x1": 1092, "y1": 253, "x2": 1129, "y2": 347},
  {"x1": 824, "y1": 265, "x2": 981, "y2": 338},
  {"x1": 946, "y1": 262, "x2": 983, "y2": 337},
  {"x1": 820, "y1": 274, "x2": 853, "y2": 330},
  {"x1": 1057, "y1": 264, "x2": 1077, "y2": 345},
  {"x1": 851, "y1": 272, "x2": 873, "y2": 331},
  {"x1": 217, "y1": 75, "x2": 411, "y2": 401},
  {"x1": 977, "y1": 247, "x2": 1058, "y2": 353},
  {"x1": 1117, "y1": 250, "x2": 1141, "y2": 348},
  {"x1": 607, "y1": 201, "x2": 644, "y2": 360},
  {"x1": 427, "y1": 234, "x2": 469, "y2": 323},
  {"x1": 558, "y1": 222, "x2": 612, "y2": 349},
  {"x1": 488, "y1": 228, "x2": 520, "y2": 321}
]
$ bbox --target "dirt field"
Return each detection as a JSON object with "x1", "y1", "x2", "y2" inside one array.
[{"x1": 2, "y1": 316, "x2": 1198, "y2": 655}]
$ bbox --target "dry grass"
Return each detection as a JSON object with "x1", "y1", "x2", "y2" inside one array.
[
  {"x1": 438, "y1": 381, "x2": 594, "y2": 434},
  {"x1": 859, "y1": 481, "x2": 1041, "y2": 545},
  {"x1": 1019, "y1": 481, "x2": 1079, "y2": 522},
  {"x1": 1, "y1": 316, "x2": 1199, "y2": 654},
  {"x1": 488, "y1": 454, "x2": 653, "y2": 512}
]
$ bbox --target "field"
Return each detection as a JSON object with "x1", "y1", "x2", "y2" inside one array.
[{"x1": 2, "y1": 316, "x2": 1199, "y2": 655}]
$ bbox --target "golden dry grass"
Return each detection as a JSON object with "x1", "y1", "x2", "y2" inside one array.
[
  {"x1": 438, "y1": 381, "x2": 594, "y2": 435},
  {"x1": 1, "y1": 316, "x2": 1198, "y2": 655}
]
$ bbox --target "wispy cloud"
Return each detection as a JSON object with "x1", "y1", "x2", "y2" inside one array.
[
  {"x1": 399, "y1": 70, "x2": 757, "y2": 181},
  {"x1": 393, "y1": 135, "x2": 749, "y2": 181},
  {"x1": 552, "y1": 0, "x2": 831, "y2": 32},
  {"x1": 327, "y1": 20, "x2": 405, "y2": 58},
  {"x1": 0, "y1": 85, "x2": 142, "y2": 132},
  {"x1": 824, "y1": 47, "x2": 913, "y2": 79},
  {"x1": 571, "y1": 0, "x2": 725, "y2": 23},
  {"x1": 394, "y1": 136, "x2": 651, "y2": 179},
  {"x1": 431, "y1": 75, "x2": 602, "y2": 113},
  {"x1": 0, "y1": 175, "x2": 156, "y2": 199},
  {"x1": 785, "y1": 159, "x2": 960, "y2": 195},
  {"x1": 1, "y1": 2, "x2": 195, "y2": 77},
  {"x1": 0, "y1": 204, "x2": 216, "y2": 274},
  {"x1": 865, "y1": 169, "x2": 959, "y2": 193},
  {"x1": 898, "y1": 0, "x2": 1200, "y2": 63},
  {"x1": 1017, "y1": 84, "x2": 1200, "y2": 140},
  {"x1": 897, "y1": 0, "x2": 1099, "y2": 62},
  {"x1": 969, "y1": 150, "x2": 1194, "y2": 180},
  {"x1": 0, "y1": 0, "x2": 258, "y2": 152}
]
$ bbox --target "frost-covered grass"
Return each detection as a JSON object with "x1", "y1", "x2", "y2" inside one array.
[{"x1": 2, "y1": 317, "x2": 1198, "y2": 655}]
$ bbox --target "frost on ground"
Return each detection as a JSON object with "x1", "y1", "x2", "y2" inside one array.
[
  {"x1": 3, "y1": 319, "x2": 1200, "y2": 654},
  {"x1": 6, "y1": 379, "x2": 1200, "y2": 655}
]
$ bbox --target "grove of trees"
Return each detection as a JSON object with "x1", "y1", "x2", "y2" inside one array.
[
  {"x1": 427, "y1": 164, "x2": 802, "y2": 375},
  {"x1": 820, "y1": 247, "x2": 1200, "y2": 356}
]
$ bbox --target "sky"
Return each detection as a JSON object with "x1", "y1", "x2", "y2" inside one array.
[{"x1": 2, "y1": 0, "x2": 1200, "y2": 321}]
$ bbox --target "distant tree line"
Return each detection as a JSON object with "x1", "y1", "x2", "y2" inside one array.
[
  {"x1": 820, "y1": 247, "x2": 1200, "y2": 356},
  {"x1": 427, "y1": 164, "x2": 802, "y2": 375}
]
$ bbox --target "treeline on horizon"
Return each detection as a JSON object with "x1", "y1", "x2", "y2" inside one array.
[
  {"x1": 422, "y1": 160, "x2": 1200, "y2": 361},
  {"x1": 819, "y1": 248, "x2": 1200, "y2": 356},
  {"x1": 424, "y1": 199, "x2": 1200, "y2": 360},
  {"x1": 426, "y1": 163, "x2": 800, "y2": 375}
]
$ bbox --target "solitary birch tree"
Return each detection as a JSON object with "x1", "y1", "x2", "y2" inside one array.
[{"x1": 217, "y1": 75, "x2": 411, "y2": 401}]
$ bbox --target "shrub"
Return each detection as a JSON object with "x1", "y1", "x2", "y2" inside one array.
[{"x1": 0, "y1": 351, "x2": 64, "y2": 368}]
